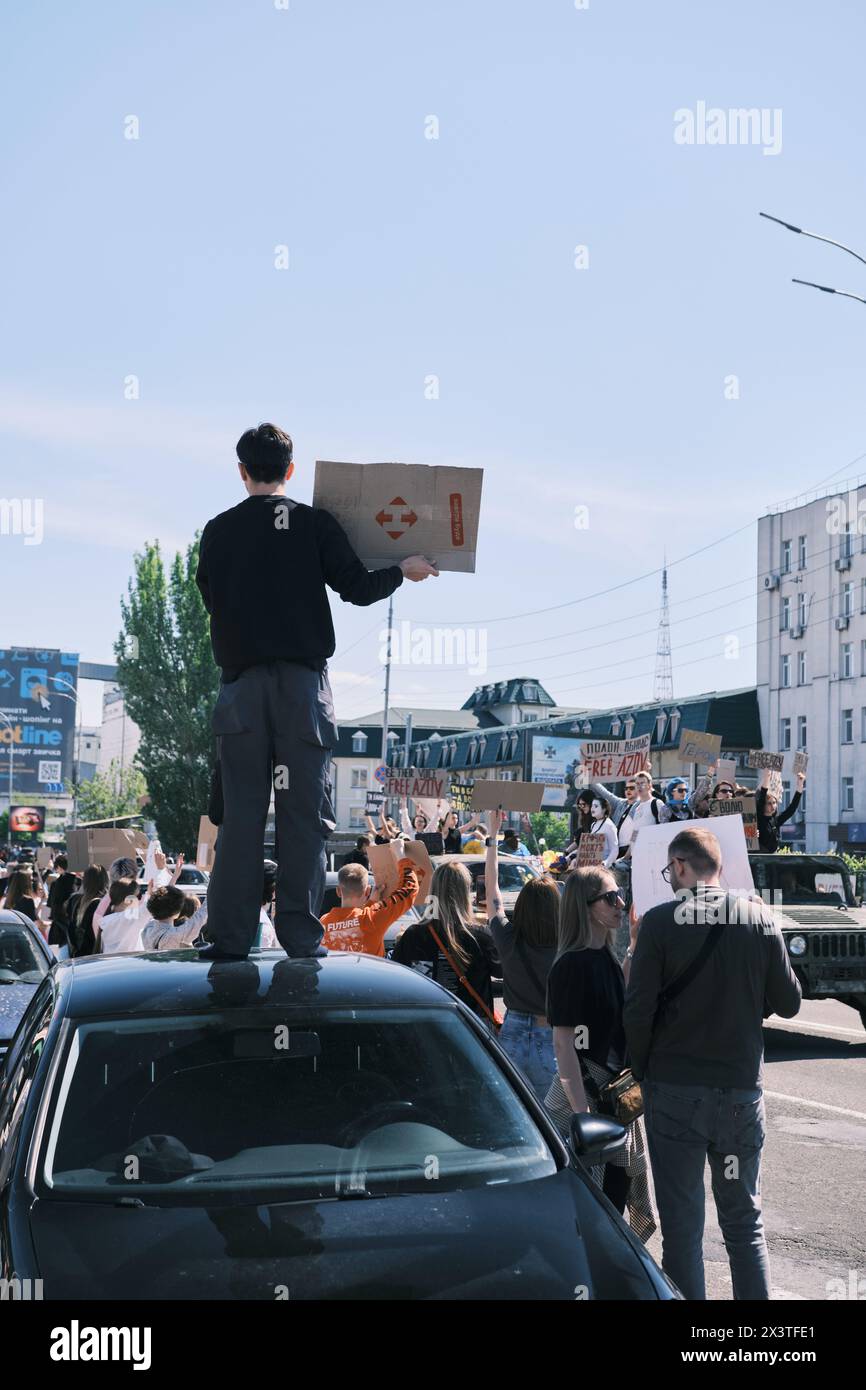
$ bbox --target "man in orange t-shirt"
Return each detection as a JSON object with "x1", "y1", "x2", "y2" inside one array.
[{"x1": 320, "y1": 858, "x2": 419, "y2": 956}]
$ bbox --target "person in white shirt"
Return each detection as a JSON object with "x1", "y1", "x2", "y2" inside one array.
[
  {"x1": 94, "y1": 878, "x2": 149, "y2": 954},
  {"x1": 589, "y1": 797, "x2": 620, "y2": 868},
  {"x1": 141, "y1": 885, "x2": 209, "y2": 951},
  {"x1": 618, "y1": 771, "x2": 671, "y2": 853}
]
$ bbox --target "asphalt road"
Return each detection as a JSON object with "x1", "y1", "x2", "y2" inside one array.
[{"x1": 641, "y1": 996, "x2": 866, "y2": 1301}]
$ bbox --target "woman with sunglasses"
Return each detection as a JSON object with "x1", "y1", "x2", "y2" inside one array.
[{"x1": 544, "y1": 867, "x2": 655, "y2": 1241}]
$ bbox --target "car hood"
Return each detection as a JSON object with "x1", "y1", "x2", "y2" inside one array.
[
  {"x1": 0, "y1": 980, "x2": 38, "y2": 1045},
  {"x1": 29, "y1": 1169, "x2": 664, "y2": 1300}
]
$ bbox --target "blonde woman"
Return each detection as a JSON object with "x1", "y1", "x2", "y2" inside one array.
[
  {"x1": 391, "y1": 860, "x2": 500, "y2": 1027},
  {"x1": 545, "y1": 866, "x2": 655, "y2": 1243}
]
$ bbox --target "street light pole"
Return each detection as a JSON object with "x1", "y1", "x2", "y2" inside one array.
[
  {"x1": 0, "y1": 711, "x2": 13, "y2": 844},
  {"x1": 760, "y1": 211, "x2": 866, "y2": 305}
]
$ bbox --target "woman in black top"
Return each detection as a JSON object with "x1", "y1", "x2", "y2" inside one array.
[
  {"x1": 2, "y1": 869, "x2": 41, "y2": 923},
  {"x1": 67, "y1": 865, "x2": 109, "y2": 957},
  {"x1": 391, "y1": 860, "x2": 500, "y2": 1026},
  {"x1": 484, "y1": 812, "x2": 559, "y2": 1100},
  {"x1": 546, "y1": 866, "x2": 653, "y2": 1234},
  {"x1": 567, "y1": 793, "x2": 594, "y2": 855},
  {"x1": 756, "y1": 769, "x2": 806, "y2": 852}
]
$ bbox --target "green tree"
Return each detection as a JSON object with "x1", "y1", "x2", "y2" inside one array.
[
  {"x1": 527, "y1": 810, "x2": 570, "y2": 852},
  {"x1": 116, "y1": 538, "x2": 219, "y2": 855},
  {"x1": 72, "y1": 760, "x2": 148, "y2": 825}
]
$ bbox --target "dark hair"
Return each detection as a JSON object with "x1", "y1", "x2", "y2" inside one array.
[
  {"x1": 176, "y1": 894, "x2": 200, "y2": 921},
  {"x1": 108, "y1": 879, "x2": 136, "y2": 909},
  {"x1": 236, "y1": 422, "x2": 293, "y2": 484},
  {"x1": 512, "y1": 874, "x2": 560, "y2": 949},
  {"x1": 356, "y1": 836, "x2": 371, "y2": 850},
  {"x1": 147, "y1": 885, "x2": 186, "y2": 921},
  {"x1": 54, "y1": 854, "x2": 68, "y2": 871}
]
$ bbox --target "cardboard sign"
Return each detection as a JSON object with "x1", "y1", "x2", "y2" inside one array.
[
  {"x1": 792, "y1": 750, "x2": 809, "y2": 776},
  {"x1": 402, "y1": 837, "x2": 434, "y2": 907},
  {"x1": 66, "y1": 827, "x2": 148, "y2": 873},
  {"x1": 631, "y1": 817, "x2": 755, "y2": 917},
  {"x1": 383, "y1": 771, "x2": 447, "y2": 800},
  {"x1": 449, "y1": 779, "x2": 475, "y2": 812},
  {"x1": 364, "y1": 790, "x2": 386, "y2": 814},
  {"x1": 716, "y1": 758, "x2": 738, "y2": 788},
  {"x1": 368, "y1": 840, "x2": 403, "y2": 902},
  {"x1": 577, "y1": 833, "x2": 607, "y2": 867},
  {"x1": 767, "y1": 770, "x2": 784, "y2": 801},
  {"x1": 471, "y1": 780, "x2": 545, "y2": 813},
  {"x1": 678, "y1": 730, "x2": 723, "y2": 765},
  {"x1": 196, "y1": 816, "x2": 219, "y2": 871},
  {"x1": 579, "y1": 734, "x2": 652, "y2": 781},
  {"x1": 747, "y1": 750, "x2": 785, "y2": 771},
  {"x1": 710, "y1": 795, "x2": 758, "y2": 840},
  {"x1": 36, "y1": 847, "x2": 54, "y2": 870},
  {"x1": 313, "y1": 460, "x2": 483, "y2": 573}
]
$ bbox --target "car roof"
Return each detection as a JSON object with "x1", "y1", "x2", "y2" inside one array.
[
  {"x1": 52, "y1": 951, "x2": 459, "y2": 1019},
  {"x1": 0, "y1": 909, "x2": 54, "y2": 963}
]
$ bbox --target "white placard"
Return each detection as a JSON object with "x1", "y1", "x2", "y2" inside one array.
[{"x1": 630, "y1": 816, "x2": 756, "y2": 918}]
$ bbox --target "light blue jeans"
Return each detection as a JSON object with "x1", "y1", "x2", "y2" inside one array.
[
  {"x1": 642, "y1": 1080, "x2": 770, "y2": 1301},
  {"x1": 499, "y1": 1011, "x2": 557, "y2": 1104}
]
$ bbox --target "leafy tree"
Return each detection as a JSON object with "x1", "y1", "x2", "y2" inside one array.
[
  {"x1": 115, "y1": 538, "x2": 218, "y2": 855},
  {"x1": 72, "y1": 761, "x2": 147, "y2": 825},
  {"x1": 527, "y1": 810, "x2": 570, "y2": 852}
]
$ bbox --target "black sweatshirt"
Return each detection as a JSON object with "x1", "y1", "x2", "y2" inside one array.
[
  {"x1": 196, "y1": 495, "x2": 403, "y2": 680},
  {"x1": 756, "y1": 787, "x2": 802, "y2": 853}
]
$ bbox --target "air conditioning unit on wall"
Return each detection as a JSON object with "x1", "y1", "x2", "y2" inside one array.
[{"x1": 764, "y1": 573, "x2": 781, "y2": 591}]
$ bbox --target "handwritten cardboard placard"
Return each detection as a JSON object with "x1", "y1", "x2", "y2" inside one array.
[
  {"x1": 449, "y1": 779, "x2": 475, "y2": 812},
  {"x1": 792, "y1": 750, "x2": 809, "y2": 775},
  {"x1": 678, "y1": 729, "x2": 723, "y2": 765},
  {"x1": 747, "y1": 750, "x2": 785, "y2": 771},
  {"x1": 196, "y1": 816, "x2": 219, "y2": 871},
  {"x1": 402, "y1": 837, "x2": 434, "y2": 907},
  {"x1": 710, "y1": 795, "x2": 758, "y2": 840},
  {"x1": 577, "y1": 833, "x2": 607, "y2": 867},
  {"x1": 368, "y1": 840, "x2": 403, "y2": 902},
  {"x1": 579, "y1": 734, "x2": 652, "y2": 781},
  {"x1": 716, "y1": 758, "x2": 738, "y2": 788},
  {"x1": 471, "y1": 780, "x2": 545, "y2": 813},
  {"x1": 383, "y1": 771, "x2": 447, "y2": 800}
]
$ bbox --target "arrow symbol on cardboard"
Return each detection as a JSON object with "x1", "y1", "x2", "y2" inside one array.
[{"x1": 376, "y1": 496, "x2": 418, "y2": 540}]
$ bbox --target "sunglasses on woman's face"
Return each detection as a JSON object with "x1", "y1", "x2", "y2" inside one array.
[{"x1": 587, "y1": 889, "x2": 623, "y2": 908}]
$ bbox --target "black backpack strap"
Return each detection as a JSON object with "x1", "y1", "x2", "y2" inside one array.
[{"x1": 658, "y1": 917, "x2": 726, "y2": 1013}]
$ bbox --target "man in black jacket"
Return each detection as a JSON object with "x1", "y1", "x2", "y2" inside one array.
[
  {"x1": 195, "y1": 423, "x2": 438, "y2": 959},
  {"x1": 624, "y1": 825, "x2": 801, "y2": 1301}
]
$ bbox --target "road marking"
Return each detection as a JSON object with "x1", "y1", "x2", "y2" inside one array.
[
  {"x1": 765, "y1": 1090, "x2": 866, "y2": 1122},
  {"x1": 766, "y1": 1016, "x2": 864, "y2": 1039}
]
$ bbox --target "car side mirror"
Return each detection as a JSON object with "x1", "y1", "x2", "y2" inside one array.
[{"x1": 569, "y1": 1112, "x2": 627, "y2": 1163}]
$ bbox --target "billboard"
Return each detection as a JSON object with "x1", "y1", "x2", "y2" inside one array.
[
  {"x1": 530, "y1": 735, "x2": 583, "y2": 811},
  {"x1": 0, "y1": 648, "x2": 79, "y2": 799},
  {"x1": 9, "y1": 805, "x2": 46, "y2": 844}
]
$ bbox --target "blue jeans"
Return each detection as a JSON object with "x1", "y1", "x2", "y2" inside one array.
[
  {"x1": 643, "y1": 1080, "x2": 770, "y2": 1301},
  {"x1": 499, "y1": 1012, "x2": 556, "y2": 1104}
]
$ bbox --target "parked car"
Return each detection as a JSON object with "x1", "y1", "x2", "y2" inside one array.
[
  {"x1": 136, "y1": 866, "x2": 211, "y2": 898},
  {"x1": 0, "y1": 909, "x2": 53, "y2": 1066},
  {"x1": 748, "y1": 853, "x2": 866, "y2": 1029},
  {"x1": 0, "y1": 951, "x2": 680, "y2": 1300}
]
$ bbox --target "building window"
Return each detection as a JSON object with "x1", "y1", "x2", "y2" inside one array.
[
  {"x1": 798, "y1": 535, "x2": 807, "y2": 570},
  {"x1": 781, "y1": 539, "x2": 792, "y2": 574},
  {"x1": 861, "y1": 707, "x2": 866, "y2": 743},
  {"x1": 797, "y1": 716, "x2": 807, "y2": 750},
  {"x1": 842, "y1": 642, "x2": 854, "y2": 679},
  {"x1": 351, "y1": 731, "x2": 367, "y2": 753},
  {"x1": 610, "y1": 714, "x2": 622, "y2": 736},
  {"x1": 780, "y1": 717, "x2": 791, "y2": 751},
  {"x1": 780, "y1": 654, "x2": 790, "y2": 688},
  {"x1": 842, "y1": 709, "x2": 854, "y2": 744},
  {"x1": 349, "y1": 808, "x2": 367, "y2": 828},
  {"x1": 842, "y1": 777, "x2": 854, "y2": 813},
  {"x1": 842, "y1": 582, "x2": 854, "y2": 618},
  {"x1": 843, "y1": 523, "x2": 855, "y2": 560},
  {"x1": 780, "y1": 596, "x2": 790, "y2": 631},
  {"x1": 350, "y1": 767, "x2": 368, "y2": 789},
  {"x1": 797, "y1": 592, "x2": 806, "y2": 627},
  {"x1": 797, "y1": 650, "x2": 807, "y2": 685}
]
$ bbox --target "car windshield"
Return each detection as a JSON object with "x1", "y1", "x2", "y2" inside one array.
[
  {"x1": 766, "y1": 859, "x2": 853, "y2": 907},
  {"x1": 0, "y1": 924, "x2": 48, "y2": 985},
  {"x1": 42, "y1": 1007, "x2": 556, "y2": 1201},
  {"x1": 177, "y1": 869, "x2": 206, "y2": 886}
]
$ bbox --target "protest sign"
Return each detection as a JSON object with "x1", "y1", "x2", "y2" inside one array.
[
  {"x1": 36, "y1": 846, "x2": 53, "y2": 870},
  {"x1": 792, "y1": 750, "x2": 809, "y2": 776},
  {"x1": 365, "y1": 790, "x2": 386, "y2": 815},
  {"x1": 402, "y1": 837, "x2": 434, "y2": 908},
  {"x1": 66, "y1": 827, "x2": 149, "y2": 873},
  {"x1": 710, "y1": 795, "x2": 758, "y2": 841},
  {"x1": 767, "y1": 770, "x2": 784, "y2": 801},
  {"x1": 368, "y1": 840, "x2": 403, "y2": 901},
  {"x1": 383, "y1": 771, "x2": 447, "y2": 801},
  {"x1": 716, "y1": 758, "x2": 738, "y2": 788},
  {"x1": 196, "y1": 816, "x2": 219, "y2": 872},
  {"x1": 449, "y1": 778, "x2": 475, "y2": 812},
  {"x1": 678, "y1": 729, "x2": 723, "y2": 765},
  {"x1": 471, "y1": 780, "x2": 545, "y2": 813},
  {"x1": 576, "y1": 833, "x2": 607, "y2": 867},
  {"x1": 579, "y1": 734, "x2": 652, "y2": 781},
  {"x1": 529, "y1": 735, "x2": 583, "y2": 809},
  {"x1": 630, "y1": 817, "x2": 755, "y2": 917},
  {"x1": 747, "y1": 750, "x2": 785, "y2": 771},
  {"x1": 313, "y1": 461, "x2": 483, "y2": 573}
]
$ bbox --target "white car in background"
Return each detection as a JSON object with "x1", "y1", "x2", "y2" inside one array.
[{"x1": 136, "y1": 865, "x2": 210, "y2": 898}]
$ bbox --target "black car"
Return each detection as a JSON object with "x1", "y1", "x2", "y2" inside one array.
[
  {"x1": 0, "y1": 909, "x2": 54, "y2": 1066},
  {"x1": 0, "y1": 952, "x2": 679, "y2": 1301}
]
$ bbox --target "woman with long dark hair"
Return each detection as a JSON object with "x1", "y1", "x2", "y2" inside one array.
[
  {"x1": 544, "y1": 866, "x2": 654, "y2": 1242},
  {"x1": 67, "y1": 865, "x2": 109, "y2": 957}
]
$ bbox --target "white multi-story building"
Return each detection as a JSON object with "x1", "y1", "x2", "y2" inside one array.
[
  {"x1": 97, "y1": 686, "x2": 141, "y2": 779},
  {"x1": 757, "y1": 479, "x2": 866, "y2": 853}
]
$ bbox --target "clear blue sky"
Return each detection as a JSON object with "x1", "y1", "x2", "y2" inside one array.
[{"x1": 4, "y1": 0, "x2": 866, "y2": 727}]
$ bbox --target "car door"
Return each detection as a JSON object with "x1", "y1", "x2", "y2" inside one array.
[{"x1": 0, "y1": 982, "x2": 56, "y2": 1278}]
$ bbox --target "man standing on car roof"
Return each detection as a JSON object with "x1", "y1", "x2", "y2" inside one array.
[{"x1": 195, "y1": 423, "x2": 438, "y2": 960}]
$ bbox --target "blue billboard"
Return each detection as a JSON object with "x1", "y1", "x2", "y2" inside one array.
[{"x1": 0, "y1": 648, "x2": 79, "y2": 799}]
